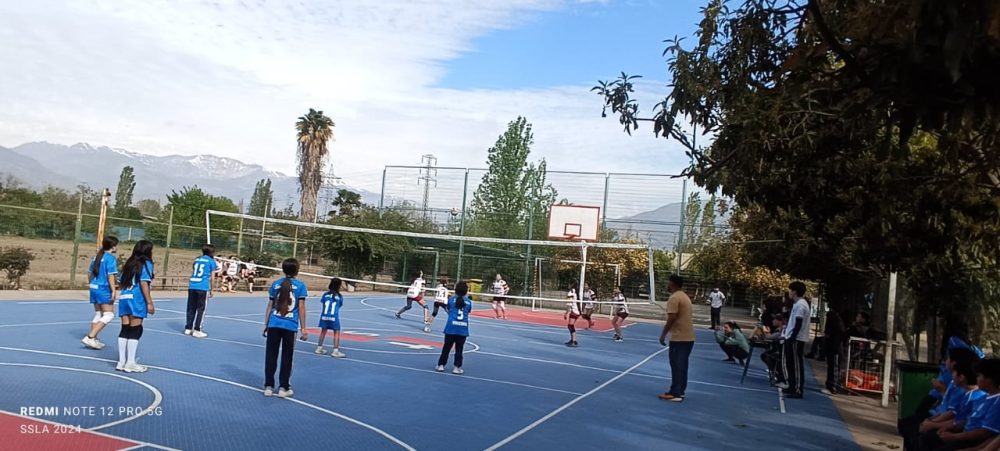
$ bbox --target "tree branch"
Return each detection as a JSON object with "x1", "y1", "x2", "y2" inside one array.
[{"x1": 805, "y1": 0, "x2": 869, "y2": 84}]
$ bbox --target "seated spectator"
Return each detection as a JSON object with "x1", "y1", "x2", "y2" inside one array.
[
  {"x1": 759, "y1": 316, "x2": 787, "y2": 386},
  {"x1": 847, "y1": 312, "x2": 871, "y2": 339},
  {"x1": 918, "y1": 358, "x2": 1000, "y2": 451},
  {"x1": 917, "y1": 357, "x2": 986, "y2": 438},
  {"x1": 900, "y1": 347, "x2": 981, "y2": 449},
  {"x1": 715, "y1": 321, "x2": 750, "y2": 366}
]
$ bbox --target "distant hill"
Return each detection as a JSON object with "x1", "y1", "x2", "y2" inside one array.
[
  {"x1": 607, "y1": 201, "x2": 729, "y2": 250},
  {"x1": 0, "y1": 142, "x2": 380, "y2": 210}
]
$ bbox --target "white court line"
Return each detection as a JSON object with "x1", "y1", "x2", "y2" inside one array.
[
  {"x1": 15, "y1": 300, "x2": 180, "y2": 305},
  {"x1": 0, "y1": 362, "x2": 162, "y2": 431},
  {"x1": 0, "y1": 316, "x2": 187, "y2": 329},
  {"x1": 0, "y1": 408, "x2": 179, "y2": 451},
  {"x1": 141, "y1": 328, "x2": 581, "y2": 396},
  {"x1": 485, "y1": 347, "x2": 669, "y2": 451},
  {"x1": 0, "y1": 346, "x2": 416, "y2": 451}
]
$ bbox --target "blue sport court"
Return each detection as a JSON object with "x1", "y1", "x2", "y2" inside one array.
[{"x1": 1, "y1": 294, "x2": 858, "y2": 450}]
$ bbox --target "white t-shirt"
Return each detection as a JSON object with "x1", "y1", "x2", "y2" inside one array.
[
  {"x1": 614, "y1": 293, "x2": 629, "y2": 314},
  {"x1": 709, "y1": 291, "x2": 726, "y2": 308},
  {"x1": 434, "y1": 286, "x2": 448, "y2": 303},
  {"x1": 782, "y1": 298, "x2": 811, "y2": 342},
  {"x1": 492, "y1": 280, "x2": 508, "y2": 296},
  {"x1": 406, "y1": 277, "x2": 425, "y2": 298},
  {"x1": 582, "y1": 289, "x2": 595, "y2": 309},
  {"x1": 245, "y1": 263, "x2": 256, "y2": 274},
  {"x1": 566, "y1": 289, "x2": 580, "y2": 315},
  {"x1": 226, "y1": 261, "x2": 240, "y2": 276}
]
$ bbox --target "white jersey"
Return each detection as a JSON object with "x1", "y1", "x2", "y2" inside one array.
[
  {"x1": 226, "y1": 261, "x2": 240, "y2": 276},
  {"x1": 709, "y1": 291, "x2": 726, "y2": 308},
  {"x1": 434, "y1": 286, "x2": 448, "y2": 303},
  {"x1": 406, "y1": 277, "x2": 425, "y2": 298},
  {"x1": 566, "y1": 289, "x2": 580, "y2": 315},
  {"x1": 582, "y1": 289, "x2": 595, "y2": 309},
  {"x1": 245, "y1": 263, "x2": 257, "y2": 274},
  {"x1": 614, "y1": 293, "x2": 629, "y2": 314},
  {"x1": 492, "y1": 279, "x2": 509, "y2": 296}
]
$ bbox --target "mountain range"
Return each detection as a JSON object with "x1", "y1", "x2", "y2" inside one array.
[{"x1": 0, "y1": 142, "x2": 380, "y2": 208}]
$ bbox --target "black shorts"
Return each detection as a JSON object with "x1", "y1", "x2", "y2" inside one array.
[
  {"x1": 616, "y1": 311, "x2": 629, "y2": 319},
  {"x1": 493, "y1": 297, "x2": 507, "y2": 303}
]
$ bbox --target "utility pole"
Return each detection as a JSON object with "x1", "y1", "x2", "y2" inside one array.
[
  {"x1": 317, "y1": 162, "x2": 342, "y2": 222},
  {"x1": 418, "y1": 154, "x2": 437, "y2": 221}
]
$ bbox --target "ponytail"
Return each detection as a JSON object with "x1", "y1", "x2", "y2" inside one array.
[
  {"x1": 455, "y1": 281, "x2": 469, "y2": 310},
  {"x1": 276, "y1": 258, "x2": 300, "y2": 316},
  {"x1": 119, "y1": 240, "x2": 153, "y2": 290},
  {"x1": 91, "y1": 236, "x2": 119, "y2": 278}
]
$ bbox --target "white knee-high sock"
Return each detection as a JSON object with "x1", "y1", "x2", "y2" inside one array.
[
  {"x1": 117, "y1": 338, "x2": 128, "y2": 366},
  {"x1": 126, "y1": 339, "x2": 139, "y2": 365}
]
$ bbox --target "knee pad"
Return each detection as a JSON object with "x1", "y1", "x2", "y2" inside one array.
[
  {"x1": 119, "y1": 324, "x2": 131, "y2": 338},
  {"x1": 568, "y1": 325, "x2": 576, "y2": 333},
  {"x1": 132, "y1": 324, "x2": 144, "y2": 339},
  {"x1": 99, "y1": 312, "x2": 114, "y2": 325},
  {"x1": 92, "y1": 312, "x2": 102, "y2": 324}
]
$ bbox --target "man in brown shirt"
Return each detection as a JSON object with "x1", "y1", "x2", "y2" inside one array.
[{"x1": 659, "y1": 274, "x2": 695, "y2": 402}]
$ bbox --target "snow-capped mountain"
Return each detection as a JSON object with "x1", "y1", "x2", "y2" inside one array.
[{"x1": 0, "y1": 141, "x2": 379, "y2": 208}]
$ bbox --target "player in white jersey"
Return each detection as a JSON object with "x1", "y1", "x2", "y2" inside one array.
[
  {"x1": 395, "y1": 271, "x2": 431, "y2": 332},
  {"x1": 611, "y1": 286, "x2": 629, "y2": 342},
  {"x1": 491, "y1": 273, "x2": 509, "y2": 320},
  {"x1": 564, "y1": 283, "x2": 581, "y2": 347},
  {"x1": 580, "y1": 284, "x2": 596, "y2": 329},
  {"x1": 426, "y1": 282, "x2": 450, "y2": 330},
  {"x1": 224, "y1": 256, "x2": 241, "y2": 293}
]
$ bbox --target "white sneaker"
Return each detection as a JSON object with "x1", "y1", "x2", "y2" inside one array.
[
  {"x1": 95, "y1": 339, "x2": 106, "y2": 349},
  {"x1": 183, "y1": 329, "x2": 192, "y2": 336},
  {"x1": 435, "y1": 365, "x2": 445, "y2": 372},
  {"x1": 452, "y1": 367, "x2": 464, "y2": 375},
  {"x1": 115, "y1": 362, "x2": 125, "y2": 371},
  {"x1": 776, "y1": 382, "x2": 790, "y2": 390},
  {"x1": 331, "y1": 349, "x2": 346, "y2": 358},
  {"x1": 423, "y1": 326, "x2": 431, "y2": 333},
  {"x1": 82, "y1": 336, "x2": 100, "y2": 350},
  {"x1": 277, "y1": 388, "x2": 294, "y2": 398},
  {"x1": 123, "y1": 363, "x2": 148, "y2": 373},
  {"x1": 315, "y1": 346, "x2": 327, "y2": 355},
  {"x1": 192, "y1": 330, "x2": 208, "y2": 338},
  {"x1": 263, "y1": 386, "x2": 273, "y2": 397}
]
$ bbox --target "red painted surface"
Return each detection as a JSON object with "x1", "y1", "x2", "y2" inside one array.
[
  {"x1": 470, "y1": 306, "x2": 631, "y2": 332},
  {"x1": 0, "y1": 411, "x2": 139, "y2": 451}
]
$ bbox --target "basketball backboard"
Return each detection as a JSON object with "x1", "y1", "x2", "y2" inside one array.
[{"x1": 547, "y1": 205, "x2": 600, "y2": 241}]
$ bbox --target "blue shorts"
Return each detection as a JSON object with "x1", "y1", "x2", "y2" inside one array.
[
  {"x1": 89, "y1": 289, "x2": 113, "y2": 305},
  {"x1": 318, "y1": 319, "x2": 340, "y2": 331},
  {"x1": 118, "y1": 295, "x2": 148, "y2": 319}
]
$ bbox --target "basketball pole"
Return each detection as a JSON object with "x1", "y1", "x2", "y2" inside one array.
[
  {"x1": 96, "y1": 188, "x2": 112, "y2": 246},
  {"x1": 578, "y1": 240, "x2": 587, "y2": 311}
]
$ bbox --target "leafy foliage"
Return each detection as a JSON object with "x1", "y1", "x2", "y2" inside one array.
[
  {"x1": 296, "y1": 109, "x2": 335, "y2": 222},
  {"x1": 147, "y1": 186, "x2": 239, "y2": 249},
  {"x1": 135, "y1": 199, "x2": 162, "y2": 218},
  {"x1": 332, "y1": 189, "x2": 362, "y2": 217},
  {"x1": 317, "y1": 206, "x2": 418, "y2": 280},
  {"x1": 0, "y1": 246, "x2": 35, "y2": 289},
  {"x1": 113, "y1": 166, "x2": 137, "y2": 218},
  {"x1": 248, "y1": 178, "x2": 273, "y2": 217}
]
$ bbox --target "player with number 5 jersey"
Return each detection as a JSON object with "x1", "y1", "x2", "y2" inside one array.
[
  {"x1": 437, "y1": 281, "x2": 472, "y2": 375},
  {"x1": 185, "y1": 244, "x2": 219, "y2": 338}
]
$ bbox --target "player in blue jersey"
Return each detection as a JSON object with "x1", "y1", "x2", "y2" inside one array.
[
  {"x1": 116, "y1": 240, "x2": 156, "y2": 373},
  {"x1": 436, "y1": 281, "x2": 472, "y2": 375},
  {"x1": 263, "y1": 258, "x2": 309, "y2": 398},
  {"x1": 185, "y1": 244, "x2": 219, "y2": 338},
  {"x1": 82, "y1": 236, "x2": 119, "y2": 350},
  {"x1": 919, "y1": 359, "x2": 1000, "y2": 451},
  {"x1": 315, "y1": 277, "x2": 346, "y2": 358}
]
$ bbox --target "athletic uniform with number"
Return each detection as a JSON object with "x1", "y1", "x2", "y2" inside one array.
[
  {"x1": 226, "y1": 260, "x2": 240, "y2": 280},
  {"x1": 407, "y1": 278, "x2": 425, "y2": 303},
  {"x1": 265, "y1": 277, "x2": 308, "y2": 391},
  {"x1": 581, "y1": 289, "x2": 595, "y2": 319},
  {"x1": 186, "y1": 255, "x2": 218, "y2": 332},
  {"x1": 438, "y1": 295, "x2": 472, "y2": 369},
  {"x1": 119, "y1": 261, "x2": 154, "y2": 319},
  {"x1": 614, "y1": 293, "x2": 630, "y2": 319},
  {"x1": 88, "y1": 252, "x2": 118, "y2": 305},
  {"x1": 492, "y1": 279, "x2": 509, "y2": 302},
  {"x1": 566, "y1": 289, "x2": 580, "y2": 319},
  {"x1": 432, "y1": 286, "x2": 449, "y2": 317},
  {"x1": 318, "y1": 291, "x2": 344, "y2": 331}
]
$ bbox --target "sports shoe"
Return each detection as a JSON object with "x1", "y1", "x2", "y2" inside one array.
[
  {"x1": 565, "y1": 341, "x2": 579, "y2": 347},
  {"x1": 452, "y1": 367, "x2": 464, "y2": 375},
  {"x1": 614, "y1": 337, "x2": 624, "y2": 343},
  {"x1": 658, "y1": 393, "x2": 678, "y2": 401},
  {"x1": 394, "y1": 312, "x2": 402, "y2": 319},
  {"x1": 94, "y1": 339, "x2": 106, "y2": 349},
  {"x1": 277, "y1": 388, "x2": 294, "y2": 398},
  {"x1": 192, "y1": 330, "x2": 208, "y2": 338},
  {"x1": 671, "y1": 396, "x2": 685, "y2": 403},
  {"x1": 314, "y1": 346, "x2": 327, "y2": 355},
  {"x1": 115, "y1": 362, "x2": 125, "y2": 371},
  {"x1": 82, "y1": 336, "x2": 100, "y2": 350},
  {"x1": 330, "y1": 349, "x2": 346, "y2": 358},
  {"x1": 423, "y1": 326, "x2": 431, "y2": 333},
  {"x1": 123, "y1": 363, "x2": 148, "y2": 373},
  {"x1": 263, "y1": 386, "x2": 273, "y2": 397},
  {"x1": 435, "y1": 365, "x2": 445, "y2": 372},
  {"x1": 183, "y1": 329, "x2": 192, "y2": 335},
  {"x1": 775, "y1": 382, "x2": 790, "y2": 390}
]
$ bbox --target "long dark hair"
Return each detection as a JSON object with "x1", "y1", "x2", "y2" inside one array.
[
  {"x1": 119, "y1": 240, "x2": 154, "y2": 290},
  {"x1": 455, "y1": 281, "x2": 469, "y2": 310},
  {"x1": 276, "y1": 258, "x2": 299, "y2": 316},
  {"x1": 328, "y1": 277, "x2": 342, "y2": 295},
  {"x1": 91, "y1": 236, "x2": 119, "y2": 278}
]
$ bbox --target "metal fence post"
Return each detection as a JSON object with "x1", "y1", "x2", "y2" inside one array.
[
  {"x1": 456, "y1": 169, "x2": 469, "y2": 280},
  {"x1": 237, "y1": 217, "x2": 244, "y2": 255},
  {"x1": 676, "y1": 179, "x2": 688, "y2": 274},
  {"x1": 163, "y1": 206, "x2": 174, "y2": 275},
  {"x1": 378, "y1": 167, "x2": 387, "y2": 215},
  {"x1": 292, "y1": 226, "x2": 299, "y2": 258},
  {"x1": 69, "y1": 193, "x2": 84, "y2": 284},
  {"x1": 601, "y1": 173, "x2": 610, "y2": 229}
]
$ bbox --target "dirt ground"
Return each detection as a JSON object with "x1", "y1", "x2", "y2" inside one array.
[{"x1": 808, "y1": 359, "x2": 903, "y2": 450}]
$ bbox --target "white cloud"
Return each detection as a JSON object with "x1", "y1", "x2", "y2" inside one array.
[{"x1": 0, "y1": 0, "x2": 689, "y2": 196}]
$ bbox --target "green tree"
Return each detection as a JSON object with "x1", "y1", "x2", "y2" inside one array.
[
  {"x1": 317, "y1": 206, "x2": 416, "y2": 279},
  {"x1": 248, "y1": 178, "x2": 273, "y2": 217},
  {"x1": 147, "y1": 186, "x2": 239, "y2": 249},
  {"x1": 469, "y1": 117, "x2": 557, "y2": 239},
  {"x1": 135, "y1": 199, "x2": 162, "y2": 218},
  {"x1": 681, "y1": 192, "x2": 702, "y2": 253},
  {"x1": 594, "y1": 0, "x2": 1000, "y2": 335},
  {"x1": 332, "y1": 189, "x2": 362, "y2": 217},
  {"x1": 296, "y1": 109, "x2": 335, "y2": 222},
  {"x1": 0, "y1": 246, "x2": 34, "y2": 289},
  {"x1": 113, "y1": 166, "x2": 136, "y2": 217}
]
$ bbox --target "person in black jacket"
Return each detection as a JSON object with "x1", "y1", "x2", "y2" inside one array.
[{"x1": 821, "y1": 309, "x2": 847, "y2": 395}]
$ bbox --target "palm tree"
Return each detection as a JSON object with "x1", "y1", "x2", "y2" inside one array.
[
  {"x1": 332, "y1": 189, "x2": 362, "y2": 217},
  {"x1": 295, "y1": 108, "x2": 335, "y2": 222}
]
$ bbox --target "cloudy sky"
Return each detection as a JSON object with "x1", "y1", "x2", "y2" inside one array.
[{"x1": 0, "y1": 0, "x2": 704, "y2": 190}]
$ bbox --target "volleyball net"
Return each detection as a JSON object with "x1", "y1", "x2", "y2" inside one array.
[{"x1": 204, "y1": 210, "x2": 655, "y2": 309}]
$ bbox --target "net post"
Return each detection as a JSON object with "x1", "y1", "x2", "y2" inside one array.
[
  {"x1": 578, "y1": 240, "x2": 587, "y2": 310},
  {"x1": 69, "y1": 192, "x2": 84, "y2": 285},
  {"x1": 647, "y1": 246, "x2": 656, "y2": 303},
  {"x1": 456, "y1": 169, "x2": 469, "y2": 280},
  {"x1": 96, "y1": 188, "x2": 111, "y2": 246},
  {"x1": 205, "y1": 209, "x2": 213, "y2": 244},
  {"x1": 163, "y1": 205, "x2": 174, "y2": 275}
]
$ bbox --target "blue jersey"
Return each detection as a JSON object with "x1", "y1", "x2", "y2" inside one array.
[
  {"x1": 932, "y1": 382, "x2": 967, "y2": 416},
  {"x1": 267, "y1": 278, "x2": 308, "y2": 331},
  {"x1": 965, "y1": 393, "x2": 1000, "y2": 432},
  {"x1": 443, "y1": 296, "x2": 472, "y2": 337},
  {"x1": 188, "y1": 255, "x2": 219, "y2": 291},
  {"x1": 319, "y1": 291, "x2": 343, "y2": 322},
  {"x1": 88, "y1": 252, "x2": 118, "y2": 298},
  {"x1": 955, "y1": 389, "x2": 989, "y2": 424},
  {"x1": 120, "y1": 261, "x2": 154, "y2": 305}
]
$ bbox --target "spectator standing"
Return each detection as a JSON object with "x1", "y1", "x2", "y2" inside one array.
[
  {"x1": 708, "y1": 288, "x2": 726, "y2": 330},
  {"x1": 658, "y1": 275, "x2": 695, "y2": 403},
  {"x1": 780, "y1": 281, "x2": 810, "y2": 399}
]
